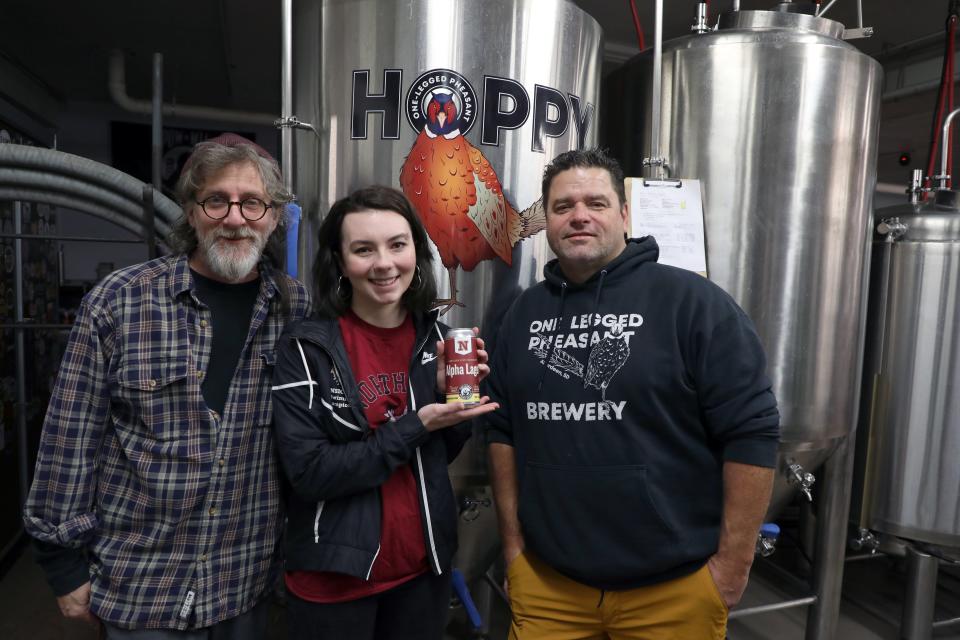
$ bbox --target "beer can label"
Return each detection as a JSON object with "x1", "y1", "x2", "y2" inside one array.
[{"x1": 444, "y1": 329, "x2": 480, "y2": 405}]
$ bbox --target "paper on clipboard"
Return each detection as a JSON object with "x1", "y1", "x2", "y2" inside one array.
[{"x1": 627, "y1": 177, "x2": 708, "y2": 276}]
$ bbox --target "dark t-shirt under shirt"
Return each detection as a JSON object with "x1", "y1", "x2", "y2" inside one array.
[
  {"x1": 285, "y1": 310, "x2": 428, "y2": 603},
  {"x1": 190, "y1": 270, "x2": 260, "y2": 416}
]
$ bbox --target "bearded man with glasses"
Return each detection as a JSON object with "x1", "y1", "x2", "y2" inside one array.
[{"x1": 23, "y1": 133, "x2": 310, "y2": 639}]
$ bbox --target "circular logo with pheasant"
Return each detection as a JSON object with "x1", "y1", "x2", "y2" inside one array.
[
  {"x1": 405, "y1": 69, "x2": 477, "y2": 136},
  {"x1": 457, "y1": 384, "x2": 474, "y2": 401}
]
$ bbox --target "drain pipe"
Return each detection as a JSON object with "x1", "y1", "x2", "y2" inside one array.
[
  {"x1": 281, "y1": 0, "x2": 294, "y2": 192},
  {"x1": 151, "y1": 53, "x2": 163, "y2": 191},
  {"x1": 148, "y1": 53, "x2": 162, "y2": 259},
  {"x1": 108, "y1": 50, "x2": 276, "y2": 127},
  {"x1": 279, "y1": 0, "x2": 300, "y2": 279},
  {"x1": 643, "y1": 0, "x2": 669, "y2": 179},
  {"x1": 14, "y1": 202, "x2": 28, "y2": 507},
  {"x1": 938, "y1": 107, "x2": 960, "y2": 190}
]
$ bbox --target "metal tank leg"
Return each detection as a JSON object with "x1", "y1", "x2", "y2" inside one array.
[
  {"x1": 474, "y1": 574, "x2": 492, "y2": 638},
  {"x1": 900, "y1": 546, "x2": 937, "y2": 640},
  {"x1": 798, "y1": 499, "x2": 817, "y2": 577},
  {"x1": 805, "y1": 437, "x2": 856, "y2": 640}
]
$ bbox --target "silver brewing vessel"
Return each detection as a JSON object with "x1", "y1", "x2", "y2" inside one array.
[
  {"x1": 860, "y1": 191, "x2": 960, "y2": 548},
  {"x1": 290, "y1": 0, "x2": 602, "y2": 579},
  {"x1": 605, "y1": 10, "x2": 882, "y2": 512}
]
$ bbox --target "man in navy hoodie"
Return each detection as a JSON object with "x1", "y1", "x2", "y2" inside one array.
[{"x1": 485, "y1": 148, "x2": 779, "y2": 639}]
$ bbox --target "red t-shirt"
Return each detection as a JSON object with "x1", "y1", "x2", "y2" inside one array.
[{"x1": 286, "y1": 310, "x2": 429, "y2": 603}]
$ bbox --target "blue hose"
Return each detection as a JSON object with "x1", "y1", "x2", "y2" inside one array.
[
  {"x1": 451, "y1": 568, "x2": 483, "y2": 630},
  {"x1": 285, "y1": 203, "x2": 301, "y2": 279}
]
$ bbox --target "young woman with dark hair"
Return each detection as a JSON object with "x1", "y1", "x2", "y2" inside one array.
[{"x1": 271, "y1": 185, "x2": 497, "y2": 639}]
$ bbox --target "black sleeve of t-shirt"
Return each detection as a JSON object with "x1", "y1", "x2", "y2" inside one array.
[{"x1": 31, "y1": 539, "x2": 90, "y2": 596}]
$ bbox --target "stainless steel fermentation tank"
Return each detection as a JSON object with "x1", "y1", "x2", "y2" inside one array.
[
  {"x1": 289, "y1": 0, "x2": 602, "y2": 579},
  {"x1": 860, "y1": 193, "x2": 960, "y2": 549},
  {"x1": 605, "y1": 10, "x2": 882, "y2": 513}
]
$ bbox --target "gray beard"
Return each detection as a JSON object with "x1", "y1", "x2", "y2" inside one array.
[{"x1": 197, "y1": 228, "x2": 268, "y2": 282}]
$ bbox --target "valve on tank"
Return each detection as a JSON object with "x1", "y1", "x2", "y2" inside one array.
[
  {"x1": 691, "y1": 3, "x2": 709, "y2": 33},
  {"x1": 848, "y1": 528, "x2": 880, "y2": 554},
  {"x1": 877, "y1": 218, "x2": 908, "y2": 241},
  {"x1": 786, "y1": 461, "x2": 816, "y2": 502},
  {"x1": 459, "y1": 494, "x2": 492, "y2": 523}
]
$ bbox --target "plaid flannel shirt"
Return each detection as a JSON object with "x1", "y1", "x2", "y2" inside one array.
[{"x1": 23, "y1": 253, "x2": 309, "y2": 630}]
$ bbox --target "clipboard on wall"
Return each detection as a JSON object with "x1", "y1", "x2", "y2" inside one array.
[{"x1": 625, "y1": 177, "x2": 708, "y2": 277}]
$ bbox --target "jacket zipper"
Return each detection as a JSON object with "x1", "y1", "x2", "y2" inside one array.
[
  {"x1": 298, "y1": 317, "x2": 444, "y2": 575},
  {"x1": 313, "y1": 500, "x2": 325, "y2": 543},
  {"x1": 408, "y1": 383, "x2": 443, "y2": 575}
]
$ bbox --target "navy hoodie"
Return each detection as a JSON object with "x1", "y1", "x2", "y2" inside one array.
[{"x1": 484, "y1": 237, "x2": 780, "y2": 590}]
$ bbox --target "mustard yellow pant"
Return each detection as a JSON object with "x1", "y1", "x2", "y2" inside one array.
[{"x1": 506, "y1": 551, "x2": 728, "y2": 640}]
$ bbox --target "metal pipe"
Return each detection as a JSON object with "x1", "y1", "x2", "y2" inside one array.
[
  {"x1": 0, "y1": 144, "x2": 182, "y2": 225},
  {"x1": 728, "y1": 596, "x2": 818, "y2": 619},
  {"x1": 909, "y1": 169, "x2": 924, "y2": 205},
  {"x1": 0, "y1": 233, "x2": 146, "y2": 243},
  {"x1": 799, "y1": 496, "x2": 816, "y2": 576},
  {"x1": 901, "y1": 546, "x2": 938, "y2": 639},
  {"x1": 877, "y1": 31, "x2": 955, "y2": 63},
  {"x1": 939, "y1": 107, "x2": 960, "y2": 189},
  {"x1": 884, "y1": 72, "x2": 960, "y2": 102},
  {"x1": 805, "y1": 437, "x2": 857, "y2": 640},
  {"x1": 857, "y1": 0, "x2": 863, "y2": 28},
  {"x1": 14, "y1": 202, "x2": 28, "y2": 508},
  {"x1": 845, "y1": 552, "x2": 886, "y2": 562},
  {"x1": 0, "y1": 172, "x2": 174, "y2": 237},
  {"x1": 0, "y1": 167, "x2": 160, "y2": 217},
  {"x1": 691, "y1": 3, "x2": 709, "y2": 34},
  {"x1": 876, "y1": 181, "x2": 911, "y2": 195},
  {"x1": 755, "y1": 555, "x2": 816, "y2": 594},
  {"x1": 482, "y1": 569, "x2": 509, "y2": 605},
  {"x1": 649, "y1": 0, "x2": 664, "y2": 179},
  {"x1": 732, "y1": 0, "x2": 740, "y2": 11},
  {"x1": 151, "y1": 53, "x2": 163, "y2": 191},
  {"x1": 0, "y1": 324, "x2": 73, "y2": 330},
  {"x1": 0, "y1": 188, "x2": 171, "y2": 240},
  {"x1": 818, "y1": 0, "x2": 840, "y2": 17},
  {"x1": 933, "y1": 616, "x2": 960, "y2": 630},
  {"x1": 142, "y1": 185, "x2": 156, "y2": 259},
  {"x1": 281, "y1": 0, "x2": 294, "y2": 192},
  {"x1": 107, "y1": 50, "x2": 276, "y2": 126}
]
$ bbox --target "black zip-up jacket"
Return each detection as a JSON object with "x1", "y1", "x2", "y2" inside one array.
[{"x1": 271, "y1": 310, "x2": 469, "y2": 579}]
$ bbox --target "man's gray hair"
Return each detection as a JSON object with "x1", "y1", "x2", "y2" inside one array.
[{"x1": 167, "y1": 141, "x2": 293, "y2": 254}]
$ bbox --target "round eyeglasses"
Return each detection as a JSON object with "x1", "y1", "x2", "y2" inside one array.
[{"x1": 195, "y1": 195, "x2": 273, "y2": 221}]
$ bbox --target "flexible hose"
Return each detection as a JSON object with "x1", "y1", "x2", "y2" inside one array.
[
  {"x1": 0, "y1": 144, "x2": 181, "y2": 225},
  {"x1": 0, "y1": 188, "x2": 170, "y2": 240},
  {"x1": 629, "y1": 0, "x2": 645, "y2": 51}
]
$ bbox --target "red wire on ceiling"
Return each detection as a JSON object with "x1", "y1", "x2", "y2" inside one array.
[
  {"x1": 923, "y1": 7, "x2": 958, "y2": 197},
  {"x1": 629, "y1": 0, "x2": 646, "y2": 51}
]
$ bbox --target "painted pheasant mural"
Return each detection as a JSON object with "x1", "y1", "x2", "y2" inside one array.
[{"x1": 400, "y1": 88, "x2": 545, "y2": 309}]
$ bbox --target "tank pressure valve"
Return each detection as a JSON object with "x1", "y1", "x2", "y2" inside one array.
[{"x1": 787, "y1": 462, "x2": 816, "y2": 502}]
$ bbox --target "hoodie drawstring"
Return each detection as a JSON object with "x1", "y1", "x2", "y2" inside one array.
[
  {"x1": 592, "y1": 270, "x2": 608, "y2": 321},
  {"x1": 537, "y1": 282, "x2": 567, "y2": 391},
  {"x1": 536, "y1": 269, "x2": 609, "y2": 392}
]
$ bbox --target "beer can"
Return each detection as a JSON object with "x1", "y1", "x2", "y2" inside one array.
[{"x1": 444, "y1": 328, "x2": 480, "y2": 405}]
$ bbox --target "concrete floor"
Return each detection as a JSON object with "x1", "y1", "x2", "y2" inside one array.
[{"x1": 3, "y1": 538, "x2": 960, "y2": 640}]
